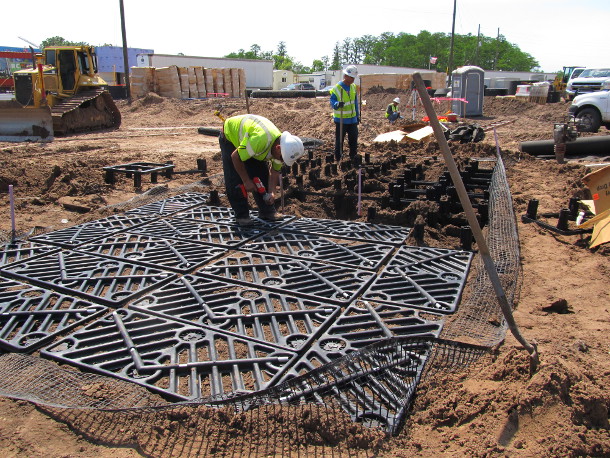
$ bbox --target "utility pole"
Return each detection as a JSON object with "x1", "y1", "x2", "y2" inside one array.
[
  {"x1": 119, "y1": 0, "x2": 132, "y2": 103},
  {"x1": 493, "y1": 27, "x2": 500, "y2": 71},
  {"x1": 447, "y1": 0, "x2": 457, "y2": 87},
  {"x1": 475, "y1": 24, "x2": 481, "y2": 67}
]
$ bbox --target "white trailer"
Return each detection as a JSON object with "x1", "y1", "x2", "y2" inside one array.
[{"x1": 136, "y1": 54, "x2": 273, "y2": 90}]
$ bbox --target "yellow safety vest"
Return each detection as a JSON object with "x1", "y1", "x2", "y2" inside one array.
[
  {"x1": 224, "y1": 114, "x2": 283, "y2": 171},
  {"x1": 386, "y1": 103, "x2": 398, "y2": 118},
  {"x1": 331, "y1": 83, "x2": 358, "y2": 119}
]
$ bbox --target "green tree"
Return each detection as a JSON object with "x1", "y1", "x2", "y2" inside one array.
[
  {"x1": 330, "y1": 42, "x2": 341, "y2": 70},
  {"x1": 41, "y1": 36, "x2": 88, "y2": 48},
  {"x1": 311, "y1": 59, "x2": 325, "y2": 72}
]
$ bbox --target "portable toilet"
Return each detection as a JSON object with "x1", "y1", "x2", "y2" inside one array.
[{"x1": 451, "y1": 66, "x2": 484, "y2": 117}]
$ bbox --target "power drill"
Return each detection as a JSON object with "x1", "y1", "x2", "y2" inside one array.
[
  {"x1": 236, "y1": 177, "x2": 272, "y2": 204},
  {"x1": 253, "y1": 177, "x2": 273, "y2": 204}
]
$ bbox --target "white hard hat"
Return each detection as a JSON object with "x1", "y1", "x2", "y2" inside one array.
[
  {"x1": 343, "y1": 65, "x2": 358, "y2": 78},
  {"x1": 280, "y1": 131, "x2": 305, "y2": 166},
  {"x1": 393, "y1": 97, "x2": 400, "y2": 104}
]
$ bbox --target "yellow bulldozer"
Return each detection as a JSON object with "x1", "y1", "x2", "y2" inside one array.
[{"x1": 0, "y1": 45, "x2": 121, "y2": 142}]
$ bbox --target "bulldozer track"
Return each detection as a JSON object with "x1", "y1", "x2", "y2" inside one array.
[{"x1": 51, "y1": 89, "x2": 121, "y2": 135}]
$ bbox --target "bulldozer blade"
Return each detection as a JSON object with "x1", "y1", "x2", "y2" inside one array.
[{"x1": 0, "y1": 100, "x2": 54, "y2": 142}]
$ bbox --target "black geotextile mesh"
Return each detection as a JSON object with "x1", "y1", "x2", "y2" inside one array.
[{"x1": 0, "y1": 151, "x2": 520, "y2": 455}]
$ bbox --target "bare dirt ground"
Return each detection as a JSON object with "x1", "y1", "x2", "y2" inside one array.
[{"x1": 0, "y1": 92, "x2": 608, "y2": 457}]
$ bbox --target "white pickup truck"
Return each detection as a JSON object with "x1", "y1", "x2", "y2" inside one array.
[
  {"x1": 566, "y1": 68, "x2": 610, "y2": 99},
  {"x1": 568, "y1": 81, "x2": 610, "y2": 132}
]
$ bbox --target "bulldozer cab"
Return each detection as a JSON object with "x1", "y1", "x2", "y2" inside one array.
[{"x1": 43, "y1": 46, "x2": 99, "y2": 96}]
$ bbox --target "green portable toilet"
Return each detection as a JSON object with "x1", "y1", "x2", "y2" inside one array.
[{"x1": 451, "y1": 66, "x2": 484, "y2": 117}]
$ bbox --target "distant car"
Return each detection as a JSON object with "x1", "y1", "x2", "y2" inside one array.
[
  {"x1": 318, "y1": 85, "x2": 335, "y2": 93},
  {"x1": 281, "y1": 83, "x2": 316, "y2": 91}
]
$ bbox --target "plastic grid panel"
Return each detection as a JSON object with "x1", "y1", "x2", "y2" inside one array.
[
  {"x1": 1, "y1": 250, "x2": 176, "y2": 307},
  {"x1": 280, "y1": 217, "x2": 412, "y2": 245},
  {"x1": 29, "y1": 214, "x2": 157, "y2": 248},
  {"x1": 0, "y1": 241, "x2": 59, "y2": 268},
  {"x1": 173, "y1": 205, "x2": 294, "y2": 227},
  {"x1": 199, "y1": 252, "x2": 375, "y2": 305},
  {"x1": 41, "y1": 309, "x2": 298, "y2": 401},
  {"x1": 241, "y1": 232, "x2": 395, "y2": 270},
  {"x1": 275, "y1": 338, "x2": 434, "y2": 434},
  {"x1": 76, "y1": 233, "x2": 227, "y2": 273},
  {"x1": 280, "y1": 300, "x2": 442, "y2": 379},
  {"x1": 124, "y1": 192, "x2": 210, "y2": 216},
  {"x1": 362, "y1": 246, "x2": 474, "y2": 314},
  {"x1": 0, "y1": 277, "x2": 107, "y2": 352},
  {"x1": 127, "y1": 217, "x2": 264, "y2": 247},
  {"x1": 130, "y1": 275, "x2": 341, "y2": 350}
]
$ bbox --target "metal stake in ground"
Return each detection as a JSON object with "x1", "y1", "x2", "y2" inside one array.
[{"x1": 412, "y1": 72, "x2": 539, "y2": 368}]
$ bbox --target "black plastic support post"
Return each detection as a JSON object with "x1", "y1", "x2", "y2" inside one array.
[
  {"x1": 460, "y1": 226, "x2": 473, "y2": 250},
  {"x1": 526, "y1": 199, "x2": 539, "y2": 219},
  {"x1": 557, "y1": 208, "x2": 570, "y2": 231}
]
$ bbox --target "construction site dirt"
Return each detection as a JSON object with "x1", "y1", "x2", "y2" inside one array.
[{"x1": 0, "y1": 91, "x2": 608, "y2": 457}]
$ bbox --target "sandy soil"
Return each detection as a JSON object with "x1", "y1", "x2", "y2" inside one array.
[{"x1": 0, "y1": 91, "x2": 608, "y2": 457}]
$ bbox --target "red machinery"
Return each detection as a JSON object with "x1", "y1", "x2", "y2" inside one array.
[{"x1": 0, "y1": 51, "x2": 33, "y2": 92}]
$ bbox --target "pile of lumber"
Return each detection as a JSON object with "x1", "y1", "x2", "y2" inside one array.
[
  {"x1": 360, "y1": 72, "x2": 446, "y2": 94},
  {"x1": 130, "y1": 66, "x2": 246, "y2": 99}
]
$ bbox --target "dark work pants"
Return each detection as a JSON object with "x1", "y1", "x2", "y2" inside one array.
[
  {"x1": 219, "y1": 133, "x2": 274, "y2": 219},
  {"x1": 334, "y1": 122, "x2": 358, "y2": 160}
]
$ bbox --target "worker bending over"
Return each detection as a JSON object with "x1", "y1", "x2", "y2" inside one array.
[
  {"x1": 330, "y1": 65, "x2": 359, "y2": 161},
  {"x1": 219, "y1": 114, "x2": 305, "y2": 226},
  {"x1": 386, "y1": 97, "x2": 402, "y2": 123}
]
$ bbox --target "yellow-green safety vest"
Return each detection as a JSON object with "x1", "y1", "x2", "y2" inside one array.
[
  {"x1": 331, "y1": 83, "x2": 358, "y2": 119},
  {"x1": 224, "y1": 114, "x2": 283, "y2": 171},
  {"x1": 385, "y1": 103, "x2": 398, "y2": 118}
]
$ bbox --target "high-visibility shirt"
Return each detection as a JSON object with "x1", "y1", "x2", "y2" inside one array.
[
  {"x1": 386, "y1": 103, "x2": 398, "y2": 118},
  {"x1": 223, "y1": 114, "x2": 283, "y2": 171},
  {"x1": 330, "y1": 82, "x2": 358, "y2": 123}
]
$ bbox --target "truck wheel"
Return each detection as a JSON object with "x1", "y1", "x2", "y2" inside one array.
[{"x1": 577, "y1": 108, "x2": 601, "y2": 133}]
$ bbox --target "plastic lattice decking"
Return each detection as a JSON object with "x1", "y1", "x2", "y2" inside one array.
[
  {"x1": 200, "y1": 251, "x2": 375, "y2": 305},
  {"x1": 127, "y1": 217, "x2": 264, "y2": 247},
  {"x1": 41, "y1": 308, "x2": 297, "y2": 400},
  {"x1": 129, "y1": 275, "x2": 341, "y2": 350},
  {"x1": 362, "y1": 246, "x2": 474, "y2": 313},
  {"x1": 29, "y1": 214, "x2": 157, "y2": 248},
  {"x1": 0, "y1": 250, "x2": 175, "y2": 306},
  {"x1": 280, "y1": 217, "x2": 412, "y2": 245},
  {"x1": 123, "y1": 192, "x2": 210, "y2": 216},
  {"x1": 0, "y1": 278, "x2": 107, "y2": 352},
  {"x1": 0, "y1": 241, "x2": 59, "y2": 268},
  {"x1": 241, "y1": 232, "x2": 394, "y2": 270},
  {"x1": 174, "y1": 205, "x2": 294, "y2": 227},
  {"x1": 76, "y1": 233, "x2": 227, "y2": 273}
]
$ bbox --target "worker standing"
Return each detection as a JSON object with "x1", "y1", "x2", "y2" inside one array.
[
  {"x1": 219, "y1": 114, "x2": 305, "y2": 225},
  {"x1": 386, "y1": 97, "x2": 402, "y2": 123},
  {"x1": 330, "y1": 65, "x2": 359, "y2": 161}
]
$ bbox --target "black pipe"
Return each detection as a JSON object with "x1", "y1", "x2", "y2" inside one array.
[{"x1": 520, "y1": 136, "x2": 610, "y2": 156}]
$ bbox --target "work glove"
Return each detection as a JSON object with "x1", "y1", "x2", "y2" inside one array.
[{"x1": 336, "y1": 102, "x2": 345, "y2": 108}]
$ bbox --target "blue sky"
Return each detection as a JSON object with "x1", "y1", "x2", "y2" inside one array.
[{"x1": 2, "y1": 0, "x2": 608, "y2": 73}]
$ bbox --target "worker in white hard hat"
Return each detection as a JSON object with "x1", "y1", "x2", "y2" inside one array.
[
  {"x1": 385, "y1": 97, "x2": 403, "y2": 123},
  {"x1": 219, "y1": 114, "x2": 305, "y2": 225},
  {"x1": 330, "y1": 65, "x2": 359, "y2": 161}
]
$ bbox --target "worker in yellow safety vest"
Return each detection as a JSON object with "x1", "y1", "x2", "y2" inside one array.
[
  {"x1": 330, "y1": 65, "x2": 359, "y2": 161},
  {"x1": 385, "y1": 97, "x2": 402, "y2": 123},
  {"x1": 219, "y1": 114, "x2": 305, "y2": 225}
]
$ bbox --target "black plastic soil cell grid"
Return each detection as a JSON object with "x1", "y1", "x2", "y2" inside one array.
[
  {"x1": 362, "y1": 246, "x2": 473, "y2": 314},
  {"x1": 173, "y1": 204, "x2": 295, "y2": 228},
  {"x1": 275, "y1": 337, "x2": 435, "y2": 435},
  {"x1": 0, "y1": 277, "x2": 107, "y2": 352},
  {"x1": 279, "y1": 217, "x2": 412, "y2": 245},
  {"x1": 103, "y1": 162, "x2": 175, "y2": 188},
  {"x1": 41, "y1": 308, "x2": 298, "y2": 401},
  {"x1": 199, "y1": 251, "x2": 375, "y2": 305},
  {"x1": 29, "y1": 213, "x2": 157, "y2": 248},
  {"x1": 76, "y1": 232, "x2": 227, "y2": 273},
  {"x1": 123, "y1": 192, "x2": 210, "y2": 217},
  {"x1": 240, "y1": 232, "x2": 395, "y2": 271},
  {"x1": 0, "y1": 241, "x2": 59, "y2": 268},
  {"x1": 126, "y1": 217, "x2": 265, "y2": 248},
  {"x1": 129, "y1": 275, "x2": 341, "y2": 351},
  {"x1": 0, "y1": 250, "x2": 176, "y2": 307}
]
